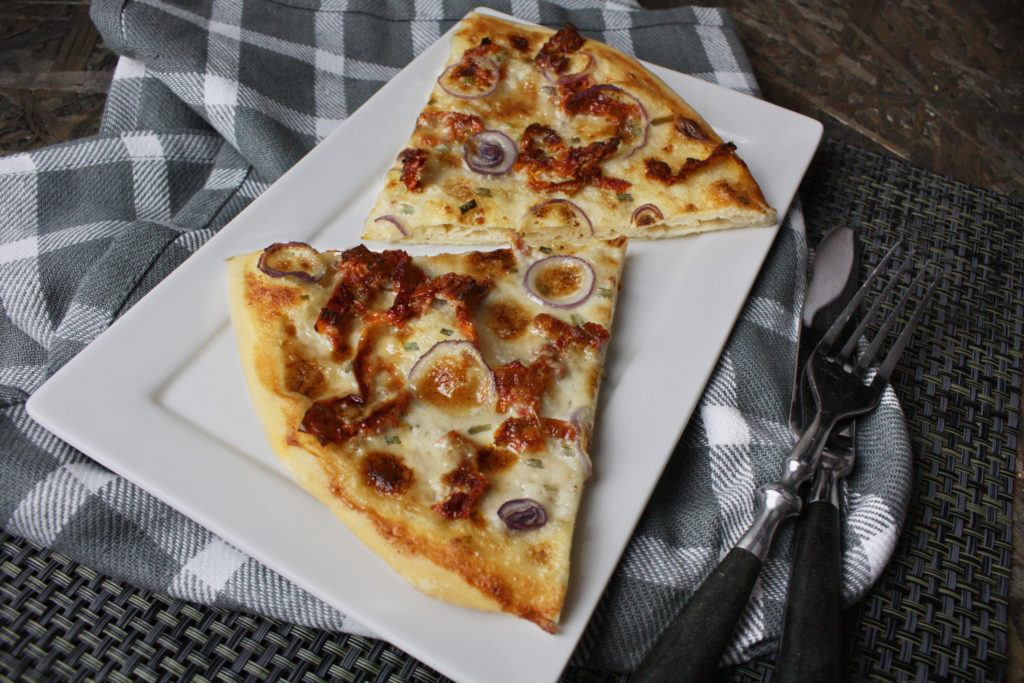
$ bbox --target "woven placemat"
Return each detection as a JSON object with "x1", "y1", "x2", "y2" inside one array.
[{"x1": 3, "y1": 138, "x2": 1021, "y2": 682}]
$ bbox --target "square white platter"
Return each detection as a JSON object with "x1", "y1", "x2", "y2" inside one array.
[{"x1": 27, "y1": 8, "x2": 822, "y2": 683}]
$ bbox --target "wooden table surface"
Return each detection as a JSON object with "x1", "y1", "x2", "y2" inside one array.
[{"x1": 2, "y1": 0, "x2": 1022, "y2": 677}]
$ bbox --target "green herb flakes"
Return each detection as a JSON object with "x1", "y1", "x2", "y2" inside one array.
[
  {"x1": 597, "y1": 287, "x2": 614, "y2": 298},
  {"x1": 539, "y1": 245, "x2": 552, "y2": 254},
  {"x1": 440, "y1": 328, "x2": 454, "y2": 336},
  {"x1": 404, "y1": 342, "x2": 419, "y2": 351},
  {"x1": 468, "y1": 424, "x2": 491, "y2": 435},
  {"x1": 399, "y1": 203, "x2": 415, "y2": 215},
  {"x1": 460, "y1": 199, "x2": 477, "y2": 214},
  {"x1": 475, "y1": 187, "x2": 492, "y2": 197},
  {"x1": 540, "y1": 85, "x2": 557, "y2": 95},
  {"x1": 570, "y1": 313, "x2": 585, "y2": 327},
  {"x1": 527, "y1": 458, "x2": 544, "y2": 468},
  {"x1": 385, "y1": 435, "x2": 401, "y2": 444},
  {"x1": 617, "y1": 192, "x2": 634, "y2": 202}
]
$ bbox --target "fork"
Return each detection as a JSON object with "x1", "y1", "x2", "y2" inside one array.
[{"x1": 632, "y1": 241, "x2": 939, "y2": 683}]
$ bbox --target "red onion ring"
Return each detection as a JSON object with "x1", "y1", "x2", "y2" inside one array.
[
  {"x1": 523, "y1": 255, "x2": 596, "y2": 309},
  {"x1": 498, "y1": 498, "x2": 548, "y2": 530},
  {"x1": 572, "y1": 84, "x2": 650, "y2": 158},
  {"x1": 374, "y1": 214, "x2": 408, "y2": 237},
  {"x1": 631, "y1": 203, "x2": 664, "y2": 227},
  {"x1": 407, "y1": 340, "x2": 496, "y2": 406},
  {"x1": 257, "y1": 242, "x2": 326, "y2": 283},
  {"x1": 569, "y1": 407, "x2": 593, "y2": 479},
  {"x1": 463, "y1": 130, "x2": 517, "y2": 175},
  {"x1": 521, "y1": 199, "x2": 594, "y2": 238},
  {"x1": 437, "y1": 57, "x2": 500, "y2": 99}
]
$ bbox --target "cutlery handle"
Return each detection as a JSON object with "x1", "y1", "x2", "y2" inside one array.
[
  {"x1": 777, "y1": 499, "x2": 845, "y2": 682},
  {"x1": 632, "y1": 547, "x2": 762, "y2": 683}
]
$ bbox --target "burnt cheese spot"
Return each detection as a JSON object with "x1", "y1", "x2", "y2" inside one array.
[
  {"x1": 362, "y1": 452, "x2": 414, "y2": 497},
  {"x1": 533, "y1": 262, "x2": 583, "y2": 299},
  {"x1": 413, "y1": 350, "x2": 491, "y2": 408},
  {"x1": 284, "y1": 358, "x2": 325, "y2": 396},
  {"x1": 465, "y1": 248, "x2": 516, "y2": 279},
  {"x1": 486, "y1": 299, "x2": 531, "y2": 340}
]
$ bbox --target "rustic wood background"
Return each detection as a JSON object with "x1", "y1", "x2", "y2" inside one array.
[{"x1": 1, "y1": 0, "x2": 1021, "y2": 677}]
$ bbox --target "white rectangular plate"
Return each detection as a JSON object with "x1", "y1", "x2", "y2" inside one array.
[{"x1": 27, "y1": 9, "x2": 822, "y2": 683}]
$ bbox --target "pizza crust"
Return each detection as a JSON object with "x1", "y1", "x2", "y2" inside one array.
[{"x1": 227, "y1": 239, "x2": 624, "y2": 632}]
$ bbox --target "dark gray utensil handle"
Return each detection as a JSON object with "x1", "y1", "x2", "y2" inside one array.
[
  {"x1": 777, "y1": 500, "x2": 845, "y2": 683},
  {"x1": 632, "y1": 547, "x2": 762, "y2": 682}
]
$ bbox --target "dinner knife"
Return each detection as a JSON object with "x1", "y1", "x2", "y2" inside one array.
[
  {"x1": 777, "y1": 225, "x2": 862, "y2": 682},
  {"x1": 631, "y1": 227, "x2": 862, "y2": 683}
]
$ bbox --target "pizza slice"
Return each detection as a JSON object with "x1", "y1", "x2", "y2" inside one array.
[
  {"x1": 227, "y1": 235, "x2": 625, "y2": 631},
  {"x1": 363, "y1": 12, "x2": 775, "y2": 245}
]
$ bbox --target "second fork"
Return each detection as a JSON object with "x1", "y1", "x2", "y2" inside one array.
[{"x1": 631, "y1": 241, "x2": 939, "y2": 683}]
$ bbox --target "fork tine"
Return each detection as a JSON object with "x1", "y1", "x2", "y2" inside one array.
[
  {"x1": 873, "y1": 270, "x2": 941, "y2": 383},
  {"x1": 837, "y1": 254, "x2": 916, "y2": 363},
  {"x1": 820, "y1": 240, "x2": 903, "y2": 350},
  {"x1": 856, "y1": 262, "x2": 931, "y2": 372}
]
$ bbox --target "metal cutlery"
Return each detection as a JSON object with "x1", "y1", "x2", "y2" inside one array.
[
  {"x1": 632, "y1": 240, "x2": 938, "y2": 683},
  {"x1": 776, "y1": 226, "x2": 861, "y2": 682}
]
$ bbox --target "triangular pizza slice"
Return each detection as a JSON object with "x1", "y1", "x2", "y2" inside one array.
[
  {"x1": 227, "y1": 236, "x2": 625, "y2": 631},
  {"x1": 364, "y1": 12, "x2": 775, "y2": 244}
]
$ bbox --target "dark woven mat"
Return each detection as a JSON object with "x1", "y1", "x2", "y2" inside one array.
[{"x1": 2, "y1": 138, "x2": 1021, "y2": 683}]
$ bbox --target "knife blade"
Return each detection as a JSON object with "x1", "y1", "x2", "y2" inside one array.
[
  {"x1": 790, "y1": 225, "x2": 863, "y2": 432},
  {"x1": 777, "y1": 225, "x2": 862, "y2": 682}
]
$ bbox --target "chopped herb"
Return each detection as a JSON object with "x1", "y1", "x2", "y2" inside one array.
[
  {"x1": 627, "y1": 121, "x2": 642, "y2": 137},
  {"x1": 300, "y1": 294, "x2": 310, "y2": 300},
  {"x1": 468, "y1": 424, "x2": 491, "y2": 435},
  {"x1": 617, "y1": 192, "x2": 634, "y2": 202},
  {"x1": 570, "y1": 313, "x2": 585, "y2": 327},
  {"x1": 475, "y1": 187, "x2": 492, "y2": 197},
  {"x1": 737, "y1": 195, "x2": 750, "y2": 204},
  {"x1": 527, "y1": 458, "x2": 544, "y2": 468},
  {"x1": 544, "y1": 484, "x2": 559, "y2": 493},
  {"x1": 561, "y1": 445, "x2": 574, "y2": 457},
  {"x1": 650, "y1": 114, "x2": 674, "y2": 126},
  {"x1": 597, "y1": 287, "x2": 614, "y2": 298},
  {"x1": 427, "y1": 97, "x2": 436, "y2": 106},
  {"x1": 437, "y1": 144, "x2": 451, "y2": 154},
  {"x1": 440, "y1": 328, "x2": 454, "y2": 336},
  {"x1": 540, "y1": 85, "x2": 557, "y2": 95},
  {"x1": 404, "y1": 342, "x2": 419, "y2": 351},
  {"x1": 459, "y1": 199, "x2": 477, "y2": 214},
  {"x1": 385, "y1": 435, "x2": 401, "y2": 444},
  {"x1": 569, "y1": 136, "x2": 581, "y2": 144},
  {"x1": 399, "y1": 203, "x2": 415, "y2": 214},
  {"x1": 539, "y1": 245, "x2": 553, "y2": 254}
]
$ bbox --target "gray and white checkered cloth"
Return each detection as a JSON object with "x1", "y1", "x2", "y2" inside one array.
[{"x1": 0, "y1": 0, "x2": 913, "y2": 671}]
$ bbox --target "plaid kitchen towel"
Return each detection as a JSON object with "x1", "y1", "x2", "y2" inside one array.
[{"x1": 0, "y1": 0, "x2": 913, "y2": 671}]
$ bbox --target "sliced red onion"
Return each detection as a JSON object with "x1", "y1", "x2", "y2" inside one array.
[
  {"x1": 257, "y1": 242, "x2": 326, "y2": 283},
  {"x1": 408, "y1": 340, "x2": 496, "y2": 407},
  {"x1": 574, "y1": 84, "x2": 650, "y2": 158},
  {"x1": 498, "y1": 498, "x2": 548, "y2": 530},
  {"x1": 631, "y1": 203, "x2": 664, "y2": 227},
  {"x1": 521, "y1": 199, "x2": 594, "y2": 238},
  {"x1": 464, "y1": 130, "x2": 517, "y2": 175},
  {"x1": 569, "y1": 407, "x2": 593, "y2": 479},
  {"x1": 524, "y1": 255, "x2": 596, "y2": 309},
  {"x1": 374, "y1": 214, "x2": 408, "y2": 237},
  {"x1": 539, "y1": 51, "x2": 595, "y2": 84},
  {"x1": 437, "y1": 57, "x2": 500, "y2": 99}
]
